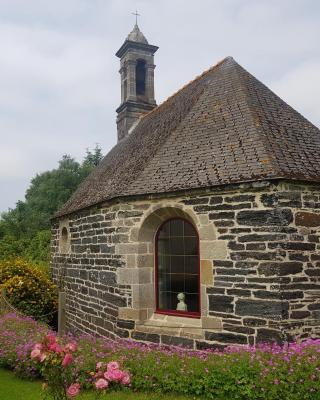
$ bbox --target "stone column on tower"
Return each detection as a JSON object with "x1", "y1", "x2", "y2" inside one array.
[{"x1": 146, "y1": 64, "x2": 156, "y2": 104}]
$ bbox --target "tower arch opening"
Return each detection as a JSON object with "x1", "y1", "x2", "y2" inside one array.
[{"x1": 136, "y1": 59, "x2": 146, "y2": 96}]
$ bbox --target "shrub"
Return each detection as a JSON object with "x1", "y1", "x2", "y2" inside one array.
[
  {"x1": 24, "y1": 230, "x2": 51, "y2": 268},
  {"x1": 0, "y1": 235, "x2": 28, "y2": 261},
  {"x1": 0, "y1": 258, "x2": 33, "y2": 283},
  {"x1": 0, "y1": 258, "x2": 58, "y2": 323}
]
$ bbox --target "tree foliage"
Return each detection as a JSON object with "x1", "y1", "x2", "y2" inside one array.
[{"x1": 0, "y1": 145, "x2": 103, "y2": 265}]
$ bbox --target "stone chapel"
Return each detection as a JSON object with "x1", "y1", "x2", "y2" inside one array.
[{"x1": 51, "y1": 23, "x2": 320, "y2": 349}]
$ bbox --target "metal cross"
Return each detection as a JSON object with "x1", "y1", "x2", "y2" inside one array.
[{"x1": 132, "y1": 10, "x2": 140, "y2": 25}]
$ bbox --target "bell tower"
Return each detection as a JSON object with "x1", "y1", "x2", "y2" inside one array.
[{"x1": 116, "y1": 23, "x2": 158, "y2": 141}]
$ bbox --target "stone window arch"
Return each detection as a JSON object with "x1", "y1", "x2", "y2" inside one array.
[
  {"x1": 126, "y1": 206, "x2": 203, "y2": 318},
  {"x1": 118, "y1": 203, "x2": 222, "y2": 336},
  {"x1": 59, "y1": 222, "x2": 71, "y2": 254},
  {"x1": 155, "y1": 218, "x2": 200, "y2": 317}
]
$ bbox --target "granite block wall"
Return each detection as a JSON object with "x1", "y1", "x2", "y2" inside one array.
[{"x1": 51, "y1": 181, "x2": 320, "y2": 348}]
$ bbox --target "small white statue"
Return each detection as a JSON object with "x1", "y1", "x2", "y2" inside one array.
[{"x1": 176, "y1": 292, "x2": 188, "y2": 311}]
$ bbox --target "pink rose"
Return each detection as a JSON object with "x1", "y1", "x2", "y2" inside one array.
[
  {"x1": 66, "y1": 383, "x2": 80, "y2": 398},
  {"x1": 62, "y1": 353, "x2": 73, "y2": 367},
  {"x1": 96, "y1": 361, "x2": 103, "y2": 370},
  {"x1": 64, "y1": 342, "x2": 77, "y2": 352},
  {"x1": 33, "y1": 343, "x2": 43, "y2": 351},
  {"x1": 95, "y1": 378, "x2": 109, "y2": 389},
  {"x1": 31, "y1": 348, "x2": 41, "y2": 359},
  {"x1": 48, "y1": 342, "x2": 62, "y2": 353},
  {"x1": 121, "y1": 371, "x2": 131, "y2": 385},
  {"x1": 107, "y1": 361, "x2": 120, "y2": 371},
  {"x1": 45, "y1": 334, "x2": 57, "y2": 345},
  {"x1": 104, "y1": 369, "x2": 124, "y2": 382}
]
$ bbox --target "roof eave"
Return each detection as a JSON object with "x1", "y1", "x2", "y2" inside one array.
[
  {"x1": 115, "y1": 40, "x2": 158, "y2": 58},
  {"x1": 52, "y1": 176, "x2": 320, "y2": 221}
]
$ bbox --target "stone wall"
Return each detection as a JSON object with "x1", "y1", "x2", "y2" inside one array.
[{"x1": 51, "y1": 181, "x2": 320, "y2": 349}]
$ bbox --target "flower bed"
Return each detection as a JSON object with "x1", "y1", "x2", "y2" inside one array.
[{"x1": 1, "y1": 313, "x2": 320, "y2": 399}]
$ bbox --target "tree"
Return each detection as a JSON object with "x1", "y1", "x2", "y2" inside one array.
[{"x1": 0, "y1": 145, "x2": 103, "y2": 265}]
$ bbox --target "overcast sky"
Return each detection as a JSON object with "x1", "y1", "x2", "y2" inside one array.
[{"x1": 0, "y1": 0, "x2": 319, "y2": 213}]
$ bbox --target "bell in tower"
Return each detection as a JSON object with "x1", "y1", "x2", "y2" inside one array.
[{"x1": 115, "y1": 21, "x2": 158, "y2": 141}]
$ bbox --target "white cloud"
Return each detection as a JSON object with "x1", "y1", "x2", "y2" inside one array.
[
  {"x1": 0, "y1": 145, "x2": 28, "y2": 178},
  {"x1": 271, "y1": 58, "x2": 320, "y2": 126}
]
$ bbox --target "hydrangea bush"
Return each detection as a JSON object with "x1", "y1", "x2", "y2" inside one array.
[{"x1": 1, "y1": 313, "x2": 320, "y2": 399}]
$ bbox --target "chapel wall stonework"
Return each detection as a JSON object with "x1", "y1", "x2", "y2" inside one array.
[{"x1": 51, "y1": 181, "x2": 320, "y2": 349}]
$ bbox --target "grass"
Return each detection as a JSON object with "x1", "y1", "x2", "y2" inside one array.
[{"x1": 0, "y1": 369, "x2": 194, "y2": 400}]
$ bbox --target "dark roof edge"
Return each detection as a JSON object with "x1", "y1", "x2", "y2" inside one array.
[{"x1": 52, "y1": 177, "x2": 320, "y2": 221}]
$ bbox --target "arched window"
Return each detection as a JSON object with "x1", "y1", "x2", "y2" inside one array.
[
  {"x1": 59, "y1": 226, "x2": 70, "y2": 254},
  {"x1": 155, "y1": 218, "x2": 200, "y2": 317},
  {"x1": 136, "y1": 59, "x2": 146, "y2": 96}
]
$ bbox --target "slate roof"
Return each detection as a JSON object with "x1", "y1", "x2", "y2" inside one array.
[{"x1": 55, "y1": 57, "x2": 320, "y2": 218}]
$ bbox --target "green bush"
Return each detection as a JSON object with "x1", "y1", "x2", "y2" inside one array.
[
  {"x1": 0, "y1": 235, "x2": 28, "y2": 261},
  {"x1": 24, "y1": 230, "x2": 51, "y2": 274},
  {"x1": 0, "y1": 259, "x2": 58, "y2": 323}
]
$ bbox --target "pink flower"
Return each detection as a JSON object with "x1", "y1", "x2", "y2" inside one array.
[
  {"x1": 39, "y1": 353, "x2": 47, "y2": 363},
  {"x1": 121, "y1": 371, "x2": 131, "y2": 385},
  {"x1": 62, "y1": 353, "x2": 74, "y2": 367},
  {"x1": 104, "y1": 369, "x2": 124, "y2": 382},
  {"x1": 45, "y1": 334, "x2": 57, "y2": 345},
  {"x1": 33, "y1": 343, "x2": 43, "y2": 351},
  {"x1": 48, "y1": 342, "x2": 62, "y2": 353},
  {"x1": 95, "y1": 378, "x2": 109, "y2": 390},
  {"x1": 31, "y1": 348, "x2": 41, "y2": 359},
  {"x1": 64, "y1": 342, "x2": 77, "y2": 352},
  {"x1": 107, "y1": 361, "x2": 120, "y2": 371},
  {"x1": 96, "y1": 361, "x2": 103, "y2": 370},
  {"x1": 66, "y1": 383, "x2": 80, "y2": 398}
]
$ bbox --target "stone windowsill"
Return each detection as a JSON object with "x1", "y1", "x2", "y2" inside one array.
[{"x1": 119, "y1": 308, "x2": 222, "y2": 340}]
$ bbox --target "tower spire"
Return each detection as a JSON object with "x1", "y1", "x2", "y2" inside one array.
[{"x1": 115, "y1": 23, "x2": 158, "y2": 142}]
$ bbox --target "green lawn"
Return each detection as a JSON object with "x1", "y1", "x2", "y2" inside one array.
[{"x1": 0, "y1": 369, "x2": 194, "y2": 400}]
